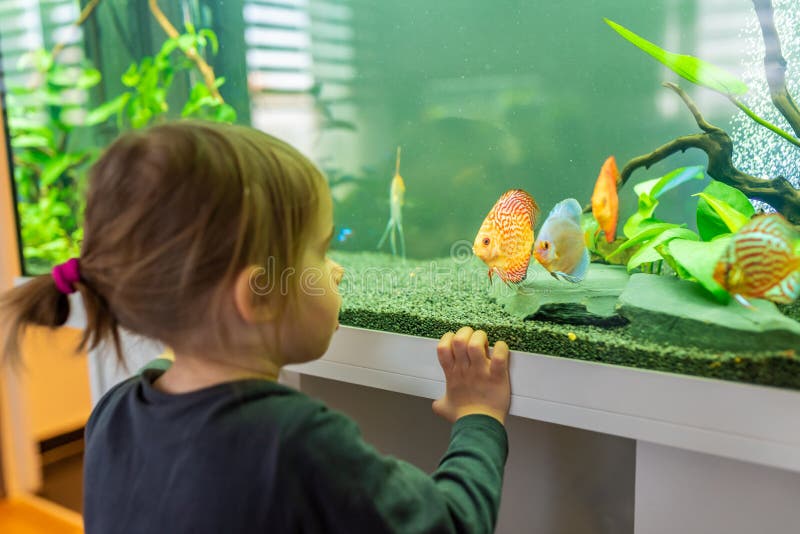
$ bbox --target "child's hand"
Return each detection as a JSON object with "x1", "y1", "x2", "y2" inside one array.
[{"x1": 432, "y1": 327, "x2": 511, "y2": 425}]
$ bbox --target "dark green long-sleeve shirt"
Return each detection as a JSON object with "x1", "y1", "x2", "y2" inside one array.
[{"x1": 83, "y1": 359, "x2": 508, "y2": 533}]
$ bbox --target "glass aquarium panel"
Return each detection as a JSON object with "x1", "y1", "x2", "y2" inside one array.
[{"x1": 2, "y1": 0, "x2": 799, "y2": 387}]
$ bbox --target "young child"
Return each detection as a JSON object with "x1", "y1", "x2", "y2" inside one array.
[{"x1": 1, "y1": 121, "x2": 511, "y2": 533}]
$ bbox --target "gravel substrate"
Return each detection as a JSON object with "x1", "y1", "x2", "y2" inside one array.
[{"x1": 332, "y1": 250, "x2": 800, "y2": 391}]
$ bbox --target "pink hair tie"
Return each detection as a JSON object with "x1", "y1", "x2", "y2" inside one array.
[{"x1": 52, "y1": 258, "x2": 81, "y2": 295}]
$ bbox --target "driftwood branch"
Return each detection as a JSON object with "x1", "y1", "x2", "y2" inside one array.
[
  {"x1": 148, "y1": 0, "x2": 224, "y2": 103},
  {"x1": 619, "y1": 83, "x2": 800, "y2": 225},
  {"x1": 51, "y1": 0, "x2": 102, "y2": 59},
  {"x1": 753, "y1": 0, "x2": 800, "y2": 137}
]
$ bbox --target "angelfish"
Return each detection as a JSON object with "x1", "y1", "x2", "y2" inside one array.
[
  {"x1": 591, "y1": 156, "x2": 620, "y2": 243},
  {"x1": 473, "y1": 189, "x2": 539, "y2": 284},
  {"x1": 713, "y1": 213, "x2": 800, "y2": 307},
  {"x1": 533, "y1": 198, "x2": 590, "y2": 283},
  {"x1": 377, "y1": 146, "x2": 406, "y2": 258}
]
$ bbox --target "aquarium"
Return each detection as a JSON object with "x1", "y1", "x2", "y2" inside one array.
[{"x1": 2, "y1": 0, "x2": 799, "y2": 388}]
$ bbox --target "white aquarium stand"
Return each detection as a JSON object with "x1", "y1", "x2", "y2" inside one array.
[{"x1": 88, "y1": 323, "x2": 800, "y2": 533}]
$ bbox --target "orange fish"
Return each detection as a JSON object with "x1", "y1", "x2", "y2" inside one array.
[
  {"x1": 591, "y1": 156, "x2": 619, "y2": 243},
  {"x1": 713, "y1": 214, "x2": 800, "y2": 307},
  {"x1": 473, "y1": 189, "x2": 539, "y2": 284}
]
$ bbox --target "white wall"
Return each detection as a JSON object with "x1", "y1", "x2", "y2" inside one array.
[{"x1": 636, "y1": 442, "x2": 800, "y2": 534}]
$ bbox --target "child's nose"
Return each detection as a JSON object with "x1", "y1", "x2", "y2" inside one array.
[{"x1": 332, "y1": 263, "x2": 344, "y2": 285}]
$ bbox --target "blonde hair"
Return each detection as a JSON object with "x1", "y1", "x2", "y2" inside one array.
[{"x1": 1, "y1": 120, "x2": 327, "y2": 363}]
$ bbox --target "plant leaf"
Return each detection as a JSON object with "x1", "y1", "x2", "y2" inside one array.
[
  {"x1": 607, "y1": 220, "x2": 681, "y2": 260},
  {"x1": 121, "y1": 63, "x2": 140, "y2": 87},
  {"x1": 11, "y1": 134, "x2": 51, "y2": 148},
  {"x1": 666, "y1": 237, "x2": 732, "y2": 302},
  {"x1": 214, "y1": 104, "x2": 237, "y2": 123},
  {"x1": 624, "y1": 166, "x2": 705, "y2": 238},
  {"x1": 693, "y1": 193, "x2": 750, "y2": 233},
  {"x1": 623, "y1": 195, "x2": 658, "y2": 238},
  {"x1": 649, "y1": 166, "x2": 706, "y2": 198},
  {"x1": 654, "y1": 242, "x2": 692, "y2": 279},
  {"x1": 605, "y1": 18, "x2": 748, "y2": 96},
  {"x1": 76, "y1": 68, "x2": 102, "y2": 89},
  {"x1": 85, "y1": 93, "x2": 131, "y2": 126},
  {"x1": 199, "y1": 29, "x2": 219, "y2": 55},
  {"x1": 40, "y1": 153, "x2": 83, "y2": 187},
  {"x1": 178, "y1": 34, "x2": 196, "y2": 52},
  {"x1": 626, "y1": 227, "x2": 699, "y2": 271},
  {"x1": 696, "y1": 180, "x2": 755, "y2": 241}
]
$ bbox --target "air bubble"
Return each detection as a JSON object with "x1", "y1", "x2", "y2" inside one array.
[{"x1": 730, "y1": 0, "x2": 800, "y2": 213}]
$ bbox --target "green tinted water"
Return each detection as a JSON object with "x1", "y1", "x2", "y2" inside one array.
[{"x1": 4, "y1": 0, "x2": 800, "y2": 386}]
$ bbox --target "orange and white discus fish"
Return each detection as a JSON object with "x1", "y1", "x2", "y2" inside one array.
[
  {"x1": 713, "y1": 213, "x2": 800, "y2": 307},
  {"x1": 591, "y1": 156, "x2": 620, "y2": 243},
  {"x1": 473, "y1": 189, "x2": 539, "y2": 284}
]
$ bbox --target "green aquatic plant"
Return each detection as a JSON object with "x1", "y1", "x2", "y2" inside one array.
[
  {"x1": 695, "y1": 180, "x2": 756, "y2": 240},
  {"x1": 605, "y1": 18, "x2": 799, "y2": 149},
  {"x1": 663, "y1": 237, "x2": 733, "y2": 302},
  {"x1": 603, "y1": 172, "x2": 757, "y2": 303},
  {"x1": 604, "y1": 19, "x2": 748, "y2": 97},
  {"x1": 622, "y1": 166, "x2": 705, "y2": 238},
  {"x1": 604, "y1": 166, "x2": 704, "y2": 266},
  {"x1": 9, "y1": 24, "x2": 235, "y2": 273},
  {"x1": 663, "y1": 182, "x2": 755, "y2": 303},
  {"x1": 603, "y1": 2, "x2": 800, "y2": 226}
]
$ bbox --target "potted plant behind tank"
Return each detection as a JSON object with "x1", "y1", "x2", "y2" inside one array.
[{"x1": 7, "y1": 0, "x2": 237, "y2": 274}]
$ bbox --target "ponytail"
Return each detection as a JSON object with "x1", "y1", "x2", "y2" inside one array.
[
  {"x1": 1, "y1": 275, "x2": 72, "y2": 365},
  {"x1": 0, "y1": 259, "x2": 123, "y2": 365}
]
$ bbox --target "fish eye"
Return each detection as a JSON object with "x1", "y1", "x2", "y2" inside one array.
[
  {"x1": 543, "y1": 242, "x2": 549, "y2": 250},
  {"x1": 483, "y1": 238, "x2": 490, "y2": 246}
]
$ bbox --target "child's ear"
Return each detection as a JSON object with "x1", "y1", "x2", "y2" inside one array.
[{"x1": 233, "y1": 266, "x2": 278, "y2": 323}]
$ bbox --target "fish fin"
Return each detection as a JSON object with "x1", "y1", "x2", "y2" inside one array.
[
  {"x1": 396, "y1": 221, "x2": 406, "y2": 260},
  {"x1": 549, "y1": 271, "x2": 560, "y2": 280},
  {"x1": 555, "y1": 271, "x2": 583, "y2": 283},
  {"x1": 376, "y1": 219, "x2": 392, "y2": 250},
  {"x1": 547, "y1": 198, "x2": 583, "y2": 225},
  {"x1": 734, "y1": 294, "x2": 756, "y2": 309},
  {"x1": 763, "y1": 270, "x2": 800, "y2": 303},
  {"x1": 569, "y1": 248, "x2": 590, "y2": 282},
  {"x1": 506, "y1": 266, "x2": 528, "y2": 284}
]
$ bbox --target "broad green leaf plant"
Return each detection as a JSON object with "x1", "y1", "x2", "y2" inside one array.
[
  {"x1": 597, "y1": 165, "x2": 755, "y2": 302},
  {"x1": 9, "y1": 27, "x2": 235, "y2": 274}
]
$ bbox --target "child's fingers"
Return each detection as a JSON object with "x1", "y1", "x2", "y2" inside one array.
[
  {"x1": 467, "y1": 330, "x2": 489, "y2": 367},
  {"x1": 490, "y1": 340, "x2": 510, "y2": 379},
  {"x1": 436, "y1": 331, "x2": 455, "y2": 371},
  {"x1": 452, "y1": 326, "x2": 474, "y2": 368}
]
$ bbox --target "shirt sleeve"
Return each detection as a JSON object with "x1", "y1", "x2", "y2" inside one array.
[{"x1": 288, "y1": 406, "x2": 508, "y2": 534}]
